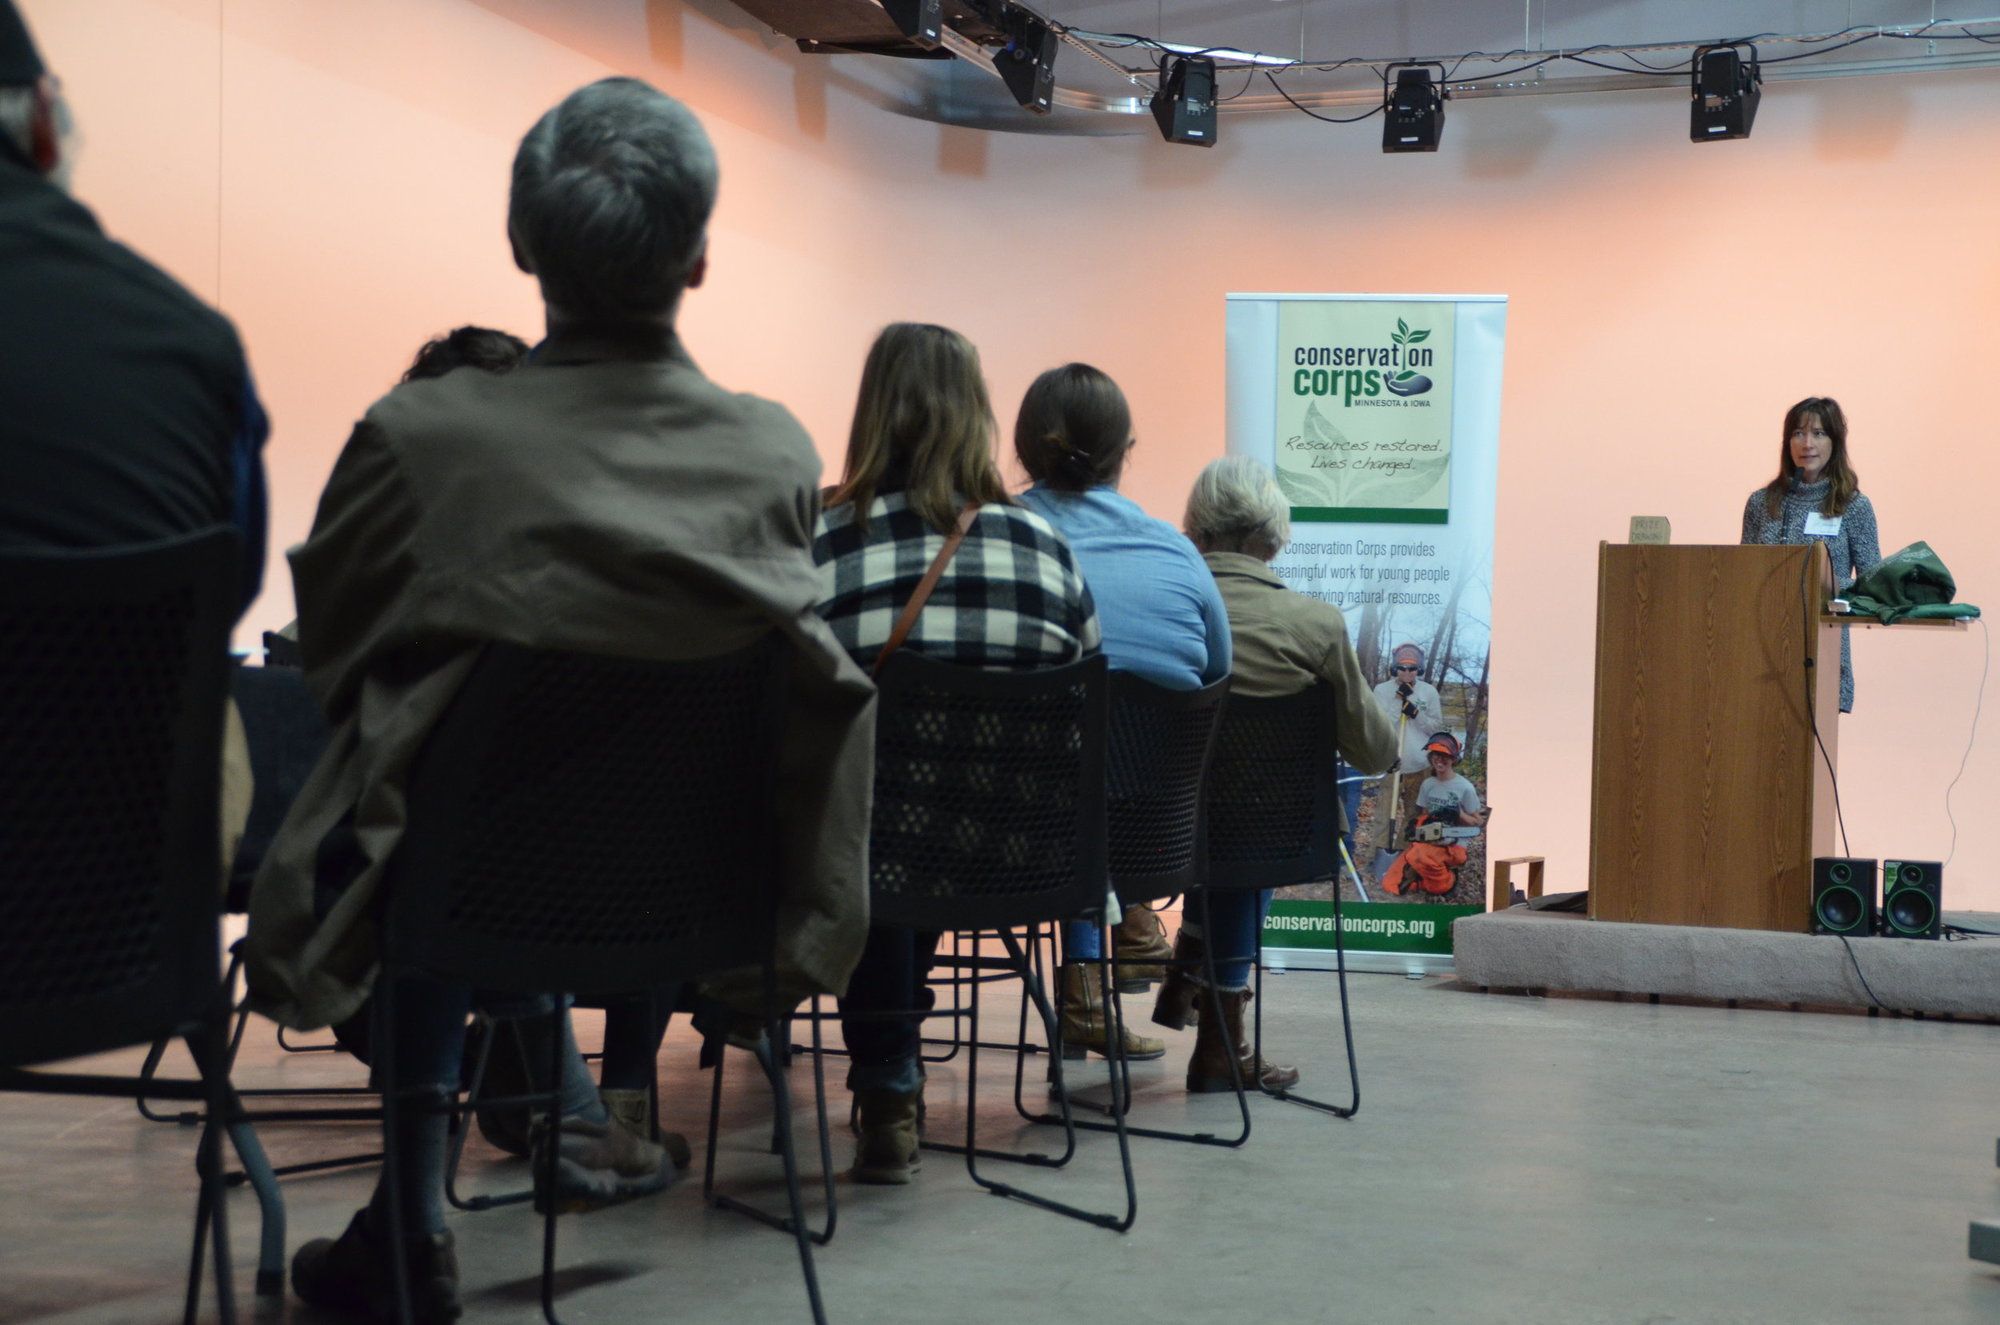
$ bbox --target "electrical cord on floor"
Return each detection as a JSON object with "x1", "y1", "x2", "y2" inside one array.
[
  {"x1": 1943, "y1": 924, "x2": 1995, "y2": 940},
  {"x1": 1942, "y1": 618, "x2": 1989, "y2": 869},
  {"x1": 1835, "y1": 932, "x2": 1889, "y2": 1010},
  {"x1": 1800, "y1": 548, "x2": 1851, "y2": 855}
]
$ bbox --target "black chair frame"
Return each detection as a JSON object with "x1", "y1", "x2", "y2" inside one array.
[
  {"x1": 1200, "y1": 684, "x2": 1363, "y2": 1120},
  {"x1": 0, "y1": 530, "x2": 268, "y2": 1322},
  {"x1": 287, "y1": 635, "x2": 823, "y2": 1325}
]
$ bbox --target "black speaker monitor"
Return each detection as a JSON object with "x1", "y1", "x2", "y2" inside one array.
[
  {"x1": 1151, "y1": 56, "x2": 1217, "y2": 146},
  {"x1": 1810, "y1": 857, "x2": 1875, "y2": 936},
  {"x1": 1880, "y1": 859, "x2": 1942, "y2": 939}
]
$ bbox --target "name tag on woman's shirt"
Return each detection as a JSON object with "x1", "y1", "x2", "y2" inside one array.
[{"x1": 1804, "y1": 512, "x2": 1842, "y2": 537}]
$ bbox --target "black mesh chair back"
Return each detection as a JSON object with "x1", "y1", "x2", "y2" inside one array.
[
  {"x1": 868, "y1": 652, "x2": 1107, "y2": 932},
  {"x1": 1107, "y1": 672, "x2": 1228, "y2": 907},
  {"x1": 383, "y1": 634, "x2": 788, "y2": 999},
  {"x1": 1204, "y1": 684, "x2": 1340, "y2": 892},
  {"x1": 0, "y1": 530, "x2": 237, "y2": 1069},
  {"x1": 226, "y1": 662, "x2": 331, "y2": 910}
]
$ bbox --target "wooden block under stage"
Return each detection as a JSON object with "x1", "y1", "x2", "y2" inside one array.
[{"x1": 1589, "y1": 543, "x2": 1841, "y2": 933}]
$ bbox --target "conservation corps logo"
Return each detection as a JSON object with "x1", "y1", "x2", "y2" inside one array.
[{"x1": 1290, "y1": 317, "x2": 1436, "y2": 405}]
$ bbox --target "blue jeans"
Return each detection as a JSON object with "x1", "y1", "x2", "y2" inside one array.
[
  {"x1": 1188, "y1": 888, "x2": 1270, "y2": 990},
  {"x1": 1062, "y1": 918, "x2": 1103, "y2": 961},
  {"x1": 1337, "y1": 761, "x2": 1364, "y2": 869},
  {"x1": 838, "y1": 925, "x2": 943, "y2": 1093}
]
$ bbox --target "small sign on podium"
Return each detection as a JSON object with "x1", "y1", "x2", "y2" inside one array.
[{"x1": 1628, "y1": 516, "x2": 1671, "y2": 545}]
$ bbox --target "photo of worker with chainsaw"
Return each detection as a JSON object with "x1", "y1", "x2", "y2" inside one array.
[
  {"x1": 1369, "y1": 641, "x2": 1445, "y2": 858},
  {"x1": 1379, "y1": 730, "x2": 1493, "y2": 897}
]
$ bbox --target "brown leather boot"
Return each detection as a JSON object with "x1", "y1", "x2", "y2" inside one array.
[
  {"x1": 1057, "y1": 963, "x2": 1165, "y2": 1062},
  {"x1": 1186, "y1": 987, "x2": 1301, "y2": 1093},
  {"x1": 1150, "y1": 930, "x2": 1204, "y2": 1030},
  {"x1": 1112, "y1": 902, "x2": 1175, "y2": 991},
  {"x1": 852, "y1": 1085, "x2": 922, "y2": 1185}
]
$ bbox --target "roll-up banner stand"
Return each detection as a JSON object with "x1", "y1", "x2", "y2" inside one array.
[{"x1": 1226, "y1": 294, "x2": 1507, "y2": 975}]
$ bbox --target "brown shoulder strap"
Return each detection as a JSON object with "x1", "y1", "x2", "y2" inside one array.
[{"x1": 872, "y1": 503, "x2": 981, "y2": 679}]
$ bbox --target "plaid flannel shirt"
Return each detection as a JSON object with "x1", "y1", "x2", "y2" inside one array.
[{"x1": 814, "y1": 490, "x2": 1100, "y2": 672}]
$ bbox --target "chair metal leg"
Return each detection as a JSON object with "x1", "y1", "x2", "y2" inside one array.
[
  {"x1": 1039, "y1": 892, "x2": 1254, "y2": 1150},
  {"x1": 183, "y1": 1019, "x2": 237, "y2": 1325},
  {"x1": 920, "y1": 929, "x2": 1077, "y2": 1172},
  {"x1": 706, "y1": 1001, "x2": 838, "y2": 1246},
  {"x1": 1255, "y1": 884, "x2": 1361, "y2": 1119},
  {"x1": 375, "y1": 978, "x2": 417, "y2": 1325},
  {"x1": 539, "y1": 1002, "x2": 566, "y2": 1325},
  {"x1": 761, "y1": 1014, "x2": 828, "y2": 1325},
  {"x1": 276, "y1": 1024, "x2": 340, "y2": 1053},
  {"x1": 443, "y1": 1014, "x2": 534, "y2": 1212},
  {"x1": 948, "y1": 930, "x2": 1136, "y2": 1231}
]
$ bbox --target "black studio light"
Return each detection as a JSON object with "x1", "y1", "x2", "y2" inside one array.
[
  {"x1": 1151, "y1": 54, "x2": 1218, "y2": 146},
  {"x1": 1691, "y1": 42, "x2": 1761, "y2": 141},
  {"x1": 992, "y1": 2, "x2": 1058, "y2": 113},
  {"x1": 1382, "y1": 63, "x2": 1447, "y2": 153}
]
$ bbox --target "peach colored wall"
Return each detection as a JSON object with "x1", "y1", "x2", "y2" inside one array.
[{"x1": 25, "y1": 1, "x2": 2000, "y2": 910}]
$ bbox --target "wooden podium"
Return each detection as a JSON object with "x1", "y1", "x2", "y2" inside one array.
[{"x1": 1588, "y1": 543, "x2": 1840, "y2": 932}]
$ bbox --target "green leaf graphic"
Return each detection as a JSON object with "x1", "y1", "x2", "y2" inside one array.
[
  {"x1": 1407, "y1": 329, "x2": 1430, "y2": 344},
  {"x1": 1393, "y1": 369, "x2": 1416, "y2": 382},
  {"x1": 1396, "y1": 317, "x2": 1409, "y2": 337},
  {"x1": 1276, "y1": 465, "x2": 1336, "y2": 507}
]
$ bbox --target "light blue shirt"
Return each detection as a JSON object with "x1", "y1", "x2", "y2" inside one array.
[{"x1": 1019, "y1": 485, "x2": 1230, "y2": 690}]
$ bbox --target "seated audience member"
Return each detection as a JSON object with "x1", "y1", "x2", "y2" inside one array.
[
  {"x1": 817, "y1": 322, "x2": 1100, "y2": 1186},
  {"x1": 244, "y1": 78, "x2": 874, "y2": 1322},
  {"x1": 268, "y1": 326, "x2": 527, "y2": 645},
  {"x1": 401, "y1": 325, "x2": 530, "y2": 381},
  {"x1": 0, "y1": 2, "x2": 269, "y2": 874},
  {"x1": 288, "y1": 323, "x2": 675, "y2": 1172},
  {"x1": 1013, "y1": 363, "x2": 1231, "y2": 1062},
  {"x1": 1167, "y1": 457, "x2": 1396, "y2": 1092}
]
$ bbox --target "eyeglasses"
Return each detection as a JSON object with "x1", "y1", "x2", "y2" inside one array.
[{"x1": 1393, "y1": 664, "x2": 1419, "y2": 672}]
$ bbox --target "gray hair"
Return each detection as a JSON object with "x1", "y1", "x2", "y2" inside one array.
[
  {"x1": 508, "y1": 77, "x2": 718, "y2": 323},
  {"x1": 0, "y1": 82, "x2": 72, "y2": 189},
  {"x1": 1184, "y1": 455, "x2": 1291, "y2": 560}
]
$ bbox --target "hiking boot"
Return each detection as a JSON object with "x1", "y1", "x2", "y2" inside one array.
[
  {"x1": 1112, "y1": 902, "x2": 1175, "y2": 991},
  {"x1": 292, "y1": 1207, "x2": 461, "y2": 1324},
  {"x1": 600, "y1": 1087, "x2": 692, "y2": 1171},
  {"x1": 529, "y1": 1112, "x2": 675, "y2": 1214},
  {"x1": 1187, "y1": 988, "x2": 1301, "y2": 1094},
  {"x1": 851, "y1": 1085, "x2": 922, "y2": 1185},
  {"x1": 1057, "y1": 963, "x2": 1165, "y2": 1062}
]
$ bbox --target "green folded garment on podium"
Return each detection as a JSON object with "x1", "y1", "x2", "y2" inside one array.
[{"x1": 1841, "y1": 540, "x2": 1981, "y2": 624}]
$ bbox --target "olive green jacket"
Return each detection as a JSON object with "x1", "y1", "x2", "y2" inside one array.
[
  {"x1": 1203, "y1": 551, "x2": 1399, "y2": 824},
  {"x1": 244, "y1": 328, "x2": 874, "y2": 1030}
]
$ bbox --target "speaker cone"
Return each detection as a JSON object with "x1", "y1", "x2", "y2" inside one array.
[
  {"x1": 1887, "y1": 889, "x2": 1936, "y2": 934},
  {"x1": 1816, "y1": 885, "x2": 1864, "y2": 933}
]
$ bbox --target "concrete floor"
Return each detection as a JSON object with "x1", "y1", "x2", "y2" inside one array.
[{"x1": 4, "y1": 973, "x2": 1998, "y2": 1324}]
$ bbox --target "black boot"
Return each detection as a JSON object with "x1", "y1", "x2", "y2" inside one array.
[{"x1": 1150, "y1": 930, "x2": 1205, "y2": 1030}]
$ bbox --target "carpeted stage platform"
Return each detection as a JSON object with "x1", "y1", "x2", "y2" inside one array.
[{"x1": 1452, "y1": 907, "x2": 2000, "y2": 1018}]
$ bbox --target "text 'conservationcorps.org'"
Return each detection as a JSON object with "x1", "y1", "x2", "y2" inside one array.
[{"x1": 1266, "y1": 914, "x2": 1437, "y2": 940}]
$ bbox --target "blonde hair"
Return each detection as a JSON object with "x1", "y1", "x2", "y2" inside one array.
[
  {"x1": 1184, "y1": 456, "x2": 1291, "y2": 559},
  {"x1": 829, "y1": 322, "x2": 1009, "y2": 534}
]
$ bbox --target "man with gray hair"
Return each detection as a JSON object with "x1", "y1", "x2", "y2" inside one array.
[{"x1": 251, "y1": 78, "x2": 874, "y2": 1321}]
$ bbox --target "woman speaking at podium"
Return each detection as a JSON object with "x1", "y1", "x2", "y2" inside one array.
[{"x1": 1740, "y1": 396, "x2": 1881, "y2": 711}]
